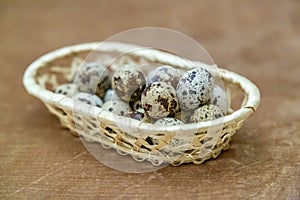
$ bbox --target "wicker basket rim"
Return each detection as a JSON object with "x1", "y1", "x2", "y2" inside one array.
[{"x1": 23, "y1": 42, "x2": 261, "y2": 133}]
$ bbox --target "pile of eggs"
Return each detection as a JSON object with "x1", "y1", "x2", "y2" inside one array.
[{"x1": 54, "y1": 62, "x2": 227, "y2": 125}]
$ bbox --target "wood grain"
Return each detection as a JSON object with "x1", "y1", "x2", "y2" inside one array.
[{"x1": 1, "y1": 0, "x2": 300, "y2": 199}]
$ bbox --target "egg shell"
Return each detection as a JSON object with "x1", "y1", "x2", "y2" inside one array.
[
  {"x1": 147, "y1": 65, "x2": 182, "y2": 88},
  {"x1": 73, "y1": 92, "x2": 103, "y2": 107},
  {"x1": 54, "y1": 83, "x2": 79, "y2": 97},
  {"x1": 211, "y1": 85, "x2": 228, "y2": 114},
  {"x1": 103, "y1": 89, "x2": 120, "y2": 102},
  {"x1": 112, "y1": 65, "x2": 146, "y2": 102},
  {"x1": 142, "y1": 82, "x2": 179, "y2": 119},
  {"x1": 190, "y1": 104, "x2": 224, "y2": 123},
  {"x1": 102, "y1": 100, "x2": 132, "y2": 116},
  {"x1": 75, "y1": 62, "x2": 110, "y2": 98},
  {"x1": 176, "y1": 67, "x2": 214, "y2": 110}
]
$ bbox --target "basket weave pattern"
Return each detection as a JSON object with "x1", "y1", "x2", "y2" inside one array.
[{"x1": 23, "y1": 42, "x2": 260, "y2": 166}]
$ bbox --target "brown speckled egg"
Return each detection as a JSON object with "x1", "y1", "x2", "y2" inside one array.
[
  {"x1": 176, "y1": 67, "x2": 214, "y2": 110},
  {"x1": 75, "y1": 62, "x2": 110, "y2": 98},
  {"x1": 54, "y1": 83, "x2": 79, "y2": 97},
  {"x1": 102, "y1": 100, "x2": 131, "y2": 116},
  {"x1": 190, "y1": 104, "x2": 224, "y2": 123},
  {"x1": 112, "y1": 65, "x2": 146, "y2": 102},
  {"x1": 73, "y1": 92, "x2": 103, "y2": 107},
  {"x1": 147, "y1": 65, "x2": 181, "y2": 88},
  {"x1": 141, "y1": 82, "x2": 179, "y2": 119},
  {"x1": 211, "y1": 85, "x2": 227, "y2": 115}
]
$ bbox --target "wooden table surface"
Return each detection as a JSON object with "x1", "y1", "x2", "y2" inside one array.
[{"x1": 1, "y1": 0, "x2": 300, "y2": 199}]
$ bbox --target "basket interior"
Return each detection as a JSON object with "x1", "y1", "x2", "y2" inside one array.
[{"x1": 36, "y1": 50, "x2": 245, "y2": 114}]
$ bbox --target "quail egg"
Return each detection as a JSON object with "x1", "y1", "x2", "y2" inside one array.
[
  {"x1": 54, "y1": 83, "x2": 79, "y2": 97},
  {"x1": 190, "y1": 104, "x2": 224, "y2": 123},
  {"x1": 211, "y1": 85, "x2": 228, "y2": 114},
  {"x1": 147, "y1": 65, "x2": 181, "y2": 88},
  {"x1": 75, "y1": 62, "x2": 110, "y2": 98},
  {"x1": 73, "y1": 92, "x2": 103, "y2": 107},
  {"x1": 141, "y1": 82, "x2": 179, "y2": 119},
  {"x1": 176, "y1": 67, "x2": 214, "y2": 110},
  {"x1": 103, "y1": 89, "x2": 120, "y2": 102},
  {"x1": 102, "y1": 100, "x2": 131, "y2": 116},
  {"x1": 112, "y1": 65, "x2": 146, "y2": 102}
]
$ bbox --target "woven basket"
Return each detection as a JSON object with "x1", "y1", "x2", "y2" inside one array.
[{"x1": 23, "y1": 42, "x2": 260, "y2": 166}]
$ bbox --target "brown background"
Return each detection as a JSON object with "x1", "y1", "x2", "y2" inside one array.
[{"x1": 1, "y1": 0, "x2": 300, "y2": 199}]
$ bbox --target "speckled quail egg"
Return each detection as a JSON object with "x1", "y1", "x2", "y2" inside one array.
[
  {"x1": 190, "y1": 104, "x2": 224, "y2": 123},
  {"x1": 112, "y1": 65, "x2": 146, "y2": 102},
  {"x1": 211, "y1": 85, "x2": 227, "y2": 114},
  {"x1": 75, "y1": 62, "x2": 110, "y2": 98},
  {"x1": 73, "y1": 92, "x2": 103, "y2": 107},
  {"x1": 176, "y1": 67, "x2": 214, "y2": 110},
  {"x1": 147, "y1": 65, "x2": 182, "y2": 88},
  {"x1": 102, "y1": 100, "x2": 131, "y2": 116},
  {"x1": 54, "y1": 83, "x2": 79, "y2": 97},
  {"x1": 103, "y1": 89, "x2": 120, "y2": 102},
  {"x1": 141, "y1": 82, "x2": 179, "y2": 119}
]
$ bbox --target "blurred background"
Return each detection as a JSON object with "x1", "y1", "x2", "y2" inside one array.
[
  {"x1": 1, "y1": 0, "x2": 300, "y2": 96},
  {"x1": 1, "y1": 0, "x2": 300, "y2": 199}
]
